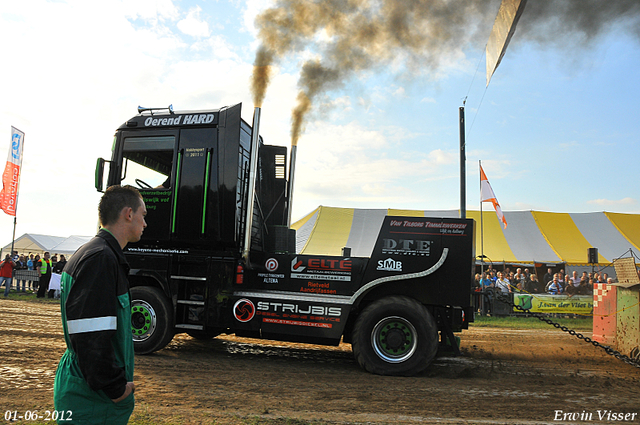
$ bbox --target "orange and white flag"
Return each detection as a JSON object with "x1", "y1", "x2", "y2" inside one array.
[
  {"x1": 480, "y1": 165, "x2": 507, "y2": 229},
  {"x1": 0, "y1": 127, "x2": 25, "y2": 216}
]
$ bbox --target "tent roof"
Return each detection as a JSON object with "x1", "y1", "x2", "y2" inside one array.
[
  {"x1": 292, "y1": 206, "x2": 640, "y2": 265},
  {"x1": 1, "y1": 233, "x2": 93, "y2": 257},
  {"x1": 51, "y1": 236, "x2": 93, "y2": 255}
]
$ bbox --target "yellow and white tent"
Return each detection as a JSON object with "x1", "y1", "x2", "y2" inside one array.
[{"x1": 292, "y1": 206, "x2": 640, "y2": 267}]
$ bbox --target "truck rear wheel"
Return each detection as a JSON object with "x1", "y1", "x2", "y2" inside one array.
[
  {"x1": 352, "y1": 296, "x2": 437, "y2": 376},
  {"x1": 131, "y1": 286, "x2": 174, "y2": 354}
]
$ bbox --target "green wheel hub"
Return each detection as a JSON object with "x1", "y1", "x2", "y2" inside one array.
[
  {"x1": 372, "y1": 316, "x2": 418, "y2": 363},
  {"x1": 131, "y1": 300, "x2": 157, "y2": 342}
]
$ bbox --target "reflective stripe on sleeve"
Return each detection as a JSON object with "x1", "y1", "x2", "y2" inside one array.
[{"x1": 67, "y1": 316, "x2": 117, "y2": 334}]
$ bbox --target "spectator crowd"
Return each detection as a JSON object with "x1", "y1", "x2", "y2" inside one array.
[
  {"x1": 473, "y1": 266, "x2": 616, "y2": 297},
  {"x1": 472, "y1": 266, "x2": 617, "y2": 315},
  {"x1": 0, "y1": 250, "x2": 67, "y2": 298}
]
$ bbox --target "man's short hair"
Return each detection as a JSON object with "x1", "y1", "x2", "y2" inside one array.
[{"x1": 99, "y1": 185, "x2": 143, "y2": 227}]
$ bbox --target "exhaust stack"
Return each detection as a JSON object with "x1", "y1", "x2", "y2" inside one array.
[
  {"x1": 287, "y1": 144, "x2": 297, "y2": 227},
  {"x1": 243, "y1": 107, "x2": 261, "y2": 266}
]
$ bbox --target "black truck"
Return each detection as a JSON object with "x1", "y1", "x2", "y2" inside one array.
[{"x1": 95, "y1": 103, "x2": 475, "y2": 376}]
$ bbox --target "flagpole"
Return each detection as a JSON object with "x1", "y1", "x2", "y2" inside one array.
[
  {"x1": 10, "y1": 166, "x2": 21, "y2": 257},
  {"x1": 459, "y1": 105, "x2": 466, "y2": 219},
  {"x1": 10, "y1": 217, "x2": 16, "y2": 256},
  {"x1": 10, "y1": 185, "x2": 20, "y2": 256},
  {"x1": 479, "y1": 160, "x2": 484, "y2": 275}
]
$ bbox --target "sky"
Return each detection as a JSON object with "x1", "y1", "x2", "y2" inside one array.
[{"x1": 1, "y1": 0, "x2": 639, "y2": 248}]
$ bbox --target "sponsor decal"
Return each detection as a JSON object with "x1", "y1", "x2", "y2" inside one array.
[
  {"x1": 291, "y1": 257, "x2": 305, "y2": 272},
  {"x1": 389, "y1": 219, "x2": 468, "y2": 230},
  {"x1": 185, "y1": 147, "x2": 205, "y2": 158},
  {"x1": 262, "y1": 318, "x2": 332, "y2": 328},
  {"x1": 382, "y1": 238, "x2": 432, "y2": 256},
  {"x1": 139, "y1": 191, "x2": 171, "y2": 211},
  {"x1": 388, "y1": 219, "x2": 468, "y2": 235},
  {"x1": 390, "y1": 219, "x2": 425, "y2": 228},
  {"x1": 143, "y1": 113, "x2": 215, "y2": 127},
  {"x1": 290, "y1": 256, "x2": 352, "y2": 281},
  {"x1": 300, "y1": 281, "x2": 337, "y2": 295},
  {"x1": 265, "y1": 258, "x2": 279, "y2": 272},
  {"x1": 292, "y1": 274, "x2": 350, "y2": 282},
  {"x1": 257, "y1": 301, "x2": 341, "y2": 317},
  {"x1": 11, "y1": 133, "x2": 21, "y2": 160},
  {"x1": 513, "y1": 294, "x2": 593, "y2": 314},
  {"x1": 257, "y1": 272, "x2": 284, "y2": 284},
  {"x1": 377, "y1": 258, "x2": 403, "y2": 272},
  {"x1": 126, "y1": 247, "x2": 188, "y2": 254},
  {"x1": 233, "y1": 298, "x2": 256, "y2": 322}
]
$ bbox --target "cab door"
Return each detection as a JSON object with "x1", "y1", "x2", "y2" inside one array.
[{"x1": 171, "y1": 128, "x2": 219, "y2": 243}]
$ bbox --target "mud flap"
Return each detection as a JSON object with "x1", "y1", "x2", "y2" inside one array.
[{"x1": 436, "y1": 308, "x2": 461, "y2": 356}]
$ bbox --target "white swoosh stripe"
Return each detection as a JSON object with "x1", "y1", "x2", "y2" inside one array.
[{"x1": 349, "y1": 248, "x2": 449, "y2": 304}]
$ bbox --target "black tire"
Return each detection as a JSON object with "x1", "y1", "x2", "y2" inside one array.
[
  {"x1": 130, "y1": 286, "x2": 174, "y2": 354},
  {"x1": 352, "y1": 296, "x2": 438, "y2": 376}
]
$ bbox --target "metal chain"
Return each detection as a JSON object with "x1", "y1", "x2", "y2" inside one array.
[{"x1": 493, "y1": 291, "x2": 640, "y2": 369}]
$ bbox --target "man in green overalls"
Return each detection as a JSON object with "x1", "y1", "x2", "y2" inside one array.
[{"x1": 54, "y1": 185, "x2": 147, "y2": 424}]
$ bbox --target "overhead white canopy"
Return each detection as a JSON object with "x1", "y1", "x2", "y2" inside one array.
[{"x1": 1, "y1": 233, "x2": 92, "y2": 258}]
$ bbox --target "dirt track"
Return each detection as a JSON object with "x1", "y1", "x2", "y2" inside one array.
[{"x1": 1, "y1": 298, "x2": 639, "y2": 424}]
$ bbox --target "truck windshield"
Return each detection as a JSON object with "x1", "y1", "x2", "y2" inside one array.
[{"x1": 121, "y1": 135, "x2": 175, "y2": 189}]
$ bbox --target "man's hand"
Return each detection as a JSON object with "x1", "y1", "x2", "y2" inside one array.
[{"x1": 111, "y1": 382, "x2": 135, "y2": 403}]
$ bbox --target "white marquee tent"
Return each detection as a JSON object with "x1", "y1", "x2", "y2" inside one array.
[{"x1": 1, "y1": 233, "x2": 92, "y2": 258}]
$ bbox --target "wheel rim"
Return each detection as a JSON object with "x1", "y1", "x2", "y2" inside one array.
[
  {"x1": 131, "y1": 300, "x2": 157, "y2": 342},
  {"x1": 371, "y1": 316, "x2": 417, "y2": 363}
]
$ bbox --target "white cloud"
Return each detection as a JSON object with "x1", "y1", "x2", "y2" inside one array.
[
  {"x1": 393, "y1": 86, "x2": 406, "y2": 97},
  {"x1": 123, "y1": 0, "x2": 180, "y2": 22},
  {"x1": 558, "y1": 140, "x2": 580, "y2": 150},
  {"x1": 471, "y1": 159, "x2": 512, "y2": 180},
  {"x1": 242, "y1": 0, "x2": 273, "y2": 36},
  {"x1": 177, "y1": 6, "x2": 211, "y2": 38},
  {"x1": 588, "y1": 197, "x2": 637, "y2": 206},
  {"x1": 288, "y1": 120, "x2": 462, "y2": 219},
  {"x1": 428, "y1": 149, "x2": 456, "y2": 165}
]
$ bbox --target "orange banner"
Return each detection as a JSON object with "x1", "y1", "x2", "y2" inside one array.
[{"x1": 0, "y1": 127, "x2": 25, "y2": 216}]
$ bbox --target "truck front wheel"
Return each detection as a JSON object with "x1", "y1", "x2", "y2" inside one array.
[
  {"x1": 130, "y1": 286, "x2": 174, "y2": 354},
  {"x1": 352, "y1": 296, "x2": 437, "y2": 376}
]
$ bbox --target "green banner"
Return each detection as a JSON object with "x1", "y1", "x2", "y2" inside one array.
[{"x1": 513, "y1": 294, "x2": 593, "y2": 314}]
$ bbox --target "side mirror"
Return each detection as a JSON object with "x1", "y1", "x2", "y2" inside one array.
[{"x1": 95, "y1": 158, "x2": 106, "y2": 192}]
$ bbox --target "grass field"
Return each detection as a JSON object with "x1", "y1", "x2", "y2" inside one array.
[
  {"x1": 3, "y1": 290, "x2": 59, "y2": 303},
  {"x1": 472, "y1": 314, "x2": 593, "y2": 331}
]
